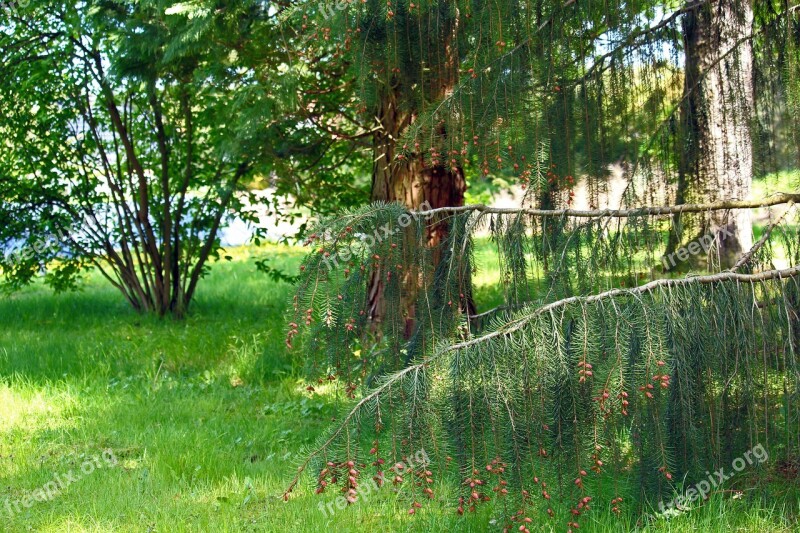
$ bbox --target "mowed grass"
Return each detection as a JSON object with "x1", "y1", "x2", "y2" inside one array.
[{"x1": 0, "y1": 243, "x2": 798, "y2": 532}]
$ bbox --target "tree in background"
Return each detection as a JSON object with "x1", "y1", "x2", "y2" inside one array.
[
  {"x1": 279, "y1": 0, "x2": 768, "y2": 326},
  {"x1": 0, "y1": 0, "x2": 281, "y2": 316},
  {"x1": 668, "y1": 0, "x2": 756, "y2": 270}
]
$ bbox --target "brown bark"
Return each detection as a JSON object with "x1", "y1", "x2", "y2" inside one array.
[
  {"x1": 366, "y1": 85, "x2": 468, "y2": 335},
  {"x1": 365, "y1": 7, "x2": 468, "y2": 335},
  {"x1": 668, "y1": 0, "x2": 755, "y2": 270}
]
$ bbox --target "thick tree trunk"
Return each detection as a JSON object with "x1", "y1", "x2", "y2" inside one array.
[
  {"x1": 365, "y1": 6, "x2": 468, "y2": 335},
  {"x1": 366, "y1": 86, "x2": 468, "y2": 336},
  {"x1": 667, "y1": 0, "x2": 755, "y2": 270}
]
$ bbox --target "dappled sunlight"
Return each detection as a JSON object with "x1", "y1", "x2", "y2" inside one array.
[
  {"x1": 0, "y1": 382, "x2": 78, "y2": 436},
  {"x1": 0, "y1": 0, "x2": 798, "y2": 529},
  {"x1": 1, "y1": 246, "x2": 798, "y2": 531}
]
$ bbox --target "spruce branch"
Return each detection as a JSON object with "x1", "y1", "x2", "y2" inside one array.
[
  {"x1": 283, "y1": 363, "x2": 425, "y2": 498},
  {"x1": 443, "y1": 265, "x2": 800, "y2": 353},
  {"x1": 287, "y1": 264, "x2": 800, "y2": 493}
]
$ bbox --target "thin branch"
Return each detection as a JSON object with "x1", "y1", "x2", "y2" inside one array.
[
  {"x1": 182, "y1": 162, "x2": 252, "y2": 307},
  {"x1": 451, "y1": 266, "x2": 800, "y2": 353},
  {"x1": 468, "y1": 304, "x2": 515, "y2": 320},
  {"x1": 566, "y1": 0, "x2": 708, "y2": 86},
  {"x1": 413, "y1": 193, "x2": 800, "y2": 219},
  {"x1": 730, "y1": 202, "x2": 796, "y2": 272}
]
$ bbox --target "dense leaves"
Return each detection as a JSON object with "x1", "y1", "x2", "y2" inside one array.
[{"x1": 0, "y1": 0, "x2": 282, "y2": 314}]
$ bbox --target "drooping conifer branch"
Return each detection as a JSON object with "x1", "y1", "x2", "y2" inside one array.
[{"x1": 288, "y1": 259, "x2": 800, "y2": 499}]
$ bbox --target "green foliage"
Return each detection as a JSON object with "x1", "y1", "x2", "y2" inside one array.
[
  {"x1": 255, "y1": 256, "x2": 301, "y2": 284},
  {"x1": 279, "y1": 0, "x2": 798, "y2": 211},
  {"x1": 0, "y1": 0, "x2": 282, "y2": 314},
  {"x1": 288, "y1": 199, "x2": 800, "y2": 528},
  {"x1": 280, "y1": 8, "x2": 800, "y2": 524}
]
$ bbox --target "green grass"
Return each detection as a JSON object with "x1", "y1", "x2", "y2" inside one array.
[
  {"x1": 751, "y1": 169, "x2": 799, "y2": 199},
  {"x1": 0, "y1": 244, "x2": 798, "y2": 532}
]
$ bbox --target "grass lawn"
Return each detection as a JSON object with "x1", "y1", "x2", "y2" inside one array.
[{"x1": 1, "y1": 244, "x2": 798, "y2": 532}]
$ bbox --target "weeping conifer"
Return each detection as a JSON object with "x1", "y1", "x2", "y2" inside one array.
[
  {"x1": 286, "y1": 197, "x2": 800, "y2": 527},
  {"x1": 281, "y1": 0, "x2": 800, "y2": 528}
]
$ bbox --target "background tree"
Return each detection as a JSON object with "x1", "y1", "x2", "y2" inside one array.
[
  {"x1": 668, "y1": 0, "x2": 756, "y2": 270},
  {"x1": 279, "y1": 0, "x2": 754, "y2": 322},
  {"x1": 0, "y1": 0, "x2": 281, "y2": 316}
]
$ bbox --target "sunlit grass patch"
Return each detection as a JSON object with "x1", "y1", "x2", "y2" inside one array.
[{"x1": 0, "y1": 381, "x2": 79, "y2": 434}]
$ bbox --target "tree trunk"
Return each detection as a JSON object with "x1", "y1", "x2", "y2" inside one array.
[
  {"x1": 667, "y1": 0, "x2": 755, "y2": 270},
  {"x1": 366, "y1": 85, "x2": 468, "y2": 336},
  {"x1": 365, "y1": 6, "x2": 468, "y2": 335}
]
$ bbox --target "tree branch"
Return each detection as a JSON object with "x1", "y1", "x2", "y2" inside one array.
[
  {"x1": 287, "y1": 263, "x2": 800, "y2": 494},
  {"x1": 731, "y1": 202, "x2": 796, "y2": 272},
  {"x1": 412, "y1": 193, "x2": 800, "y2": 219}
]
